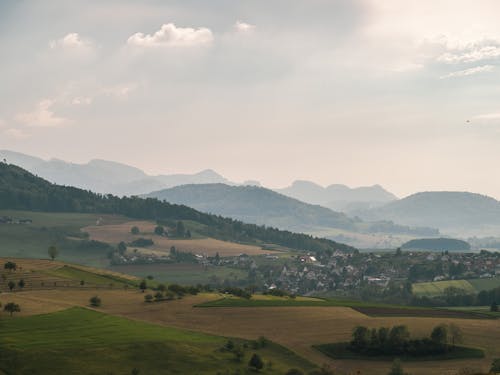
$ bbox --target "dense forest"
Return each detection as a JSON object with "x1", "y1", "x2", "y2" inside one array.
[
  {"x1": 402, "y1": 238, "x2": 471, "y2": 251},
  {"x1": 0, "y1": 163, "x2": 355, "y2": 254}
]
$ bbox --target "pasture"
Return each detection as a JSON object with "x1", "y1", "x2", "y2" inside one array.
[{"x1": 413, "y1": 277, "x2": 500, "y2": 297}]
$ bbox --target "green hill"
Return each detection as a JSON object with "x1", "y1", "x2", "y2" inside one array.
[
  {"x1": 401, "y1": 238, "x2": 471, "y2": 251},
  {"x1": 0, "y1": 162, "x2": 355, "y2": 254}
]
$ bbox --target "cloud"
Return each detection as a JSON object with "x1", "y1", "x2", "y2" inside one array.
[
  {"x1": 440, "y1": 65, "x2": 494, "y2": 79},
  {"x1": 71, "y1": 96, "x2": 92, "y2": 105},
  {"x1": 438, "y1": 44, "x2": 500, "y2": 64},
  {"x1": 101, "y1": 84, "x2": 136, "y2": 98},
  {"x1": 49, "y1": 33, "x2": 93, "y2": 50},
  {"x1": 472, "y1": 113, "x2": 500, "y2": 121},
  {"x1": 234, "y1": 21, "x2": 256, "y2": 33},
  {"x1": 127, "y1": 23, "x2": 213, "y2": 47},
  {"x1": 15, "y1": 99, "x2": 68, "y2": 127}
]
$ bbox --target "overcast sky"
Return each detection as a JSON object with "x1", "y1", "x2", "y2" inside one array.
[{"x1": 2, "y1": 0, "x2": 500, "y2": 198}]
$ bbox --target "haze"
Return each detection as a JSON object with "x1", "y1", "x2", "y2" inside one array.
[{"x1": 1, "y1": 1, "x2": 500, "y2": 198}]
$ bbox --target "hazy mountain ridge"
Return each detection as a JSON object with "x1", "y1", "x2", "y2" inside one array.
[
  {"x1": 354, "y1": 191, "x2": 500, "y2": 236},
  {"x1": 276, "y1": 180, "x2": 398, "y2": 211},
  {"x1": 0, "y1": 150, "x2": 231, "y2": 196},
  {"x1": 145, "y1": 183, "x2": 439, "y2": 239}
]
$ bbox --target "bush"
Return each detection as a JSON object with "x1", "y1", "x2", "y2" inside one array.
[{"x1": 89, "y1": 296, "x2": 101, "y2": 307}]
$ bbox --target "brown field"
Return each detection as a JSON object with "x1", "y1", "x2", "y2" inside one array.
[
  {"x1": 84, "y1": 220, "x2": 272, "y2": 256},
  {"x1": 4, "y1": 289, "x2": 499, "y2": 375}
]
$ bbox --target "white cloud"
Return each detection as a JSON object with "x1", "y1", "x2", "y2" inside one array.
[
  {"x1": 49, "y1": 33, "x2": 93, "y2": 50},
  {"x1": 72, "y1": 96, "x2": 93, "y2": 105},
  {"x1": 127, "y1": 23, "x2": 213, "y2": 47},
  {"x1": 234, "y1": 21, "x2": 256, "y2": 33},
  {"x1": 15, "y1": 99, "x2": 68, "y2": 127},
  {"x1": 473, "y1": 113, "x2": 500, "y2": 121},
  {"x1": 102, "y1": 84, "x2": 136, "y2": 98},
  {"x1": 438, "y1": 43, "x2": 500, "y2": 64},
  {"x1": 440, "y1": 65, "x2": 494, "y2": 79}
]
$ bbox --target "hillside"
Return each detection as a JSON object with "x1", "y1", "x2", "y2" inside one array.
[
  {"x1": 0, "y1": 162, "x2": 355, "y2": 253},
  {"x1": 401, "y1": 238, "x2": 471, "y2": 251},
  {"x1": 145, "y1": 184, "x2": 438, "y2": 240},
  {"x1": 276, "y1": 180, "x2": 397, "y2": 212},
  {"x1": 355, "y1": 191, "x2": 500, "y2": 235},
  {"x1": 0, "y1": 150, "x2": 231, "y2": 196},
  {"x1": 145, "y1": 183, "x2": 357, "y2": 231}
]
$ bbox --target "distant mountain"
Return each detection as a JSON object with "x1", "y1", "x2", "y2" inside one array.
[
  {"x1": 354, "y1": 191, "x2": 500, "y2": 235},
  {"x1": 0, "y1": 150, "x2": 231, "y2": 196},
  {"x1": 276, "y1": 180, "x2": 397, "y2": 212},
  {"x1": 145, "y1": 184, "x2": 439, "y2": 239},
  {"x1": 401, "y1": 238, "x2": 471, "y2": 251},
  {"x1": 145, "y1": 183, "x2": 356, "y2": 231}
]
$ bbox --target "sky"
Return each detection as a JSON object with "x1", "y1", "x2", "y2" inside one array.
[{"x1": 1, "y1": 0, "x2": 500, "y2": 198}]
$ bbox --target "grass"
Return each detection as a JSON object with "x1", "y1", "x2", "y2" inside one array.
[
  {"x1": 0, "y1": 210, "x2": 127, "y2": 267},
  {"x1": 412, "y1": 280, "x2": 476, "y2": 297},
  {"x1": 313, "y1": 342, "x2": 485, "y2": 362},
  {"x1": 468, "y1": 277, "x2": 500, "y2": 291},
  {"x1": 0, "y1": 307, "x2": 315, "y2": 374},
  {"x1": 45, "y1": 265, "x2": 134, "y2": 287}
]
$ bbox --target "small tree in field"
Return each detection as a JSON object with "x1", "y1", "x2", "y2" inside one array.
[
  {"x1": 139, "y1": 280, "x2": 147, "y2": 292},
  {"x1": 448, "y1": 323, "x2": 463, "y2": 347},
  {"x1": 4, "y1": 302, "x2": 20, "y2": 316},
  {"x1": 8, "y1": 281, "x2": 15, "y2": 291},
  {"x1": 18, "y1": 279, "x2": 25, "y2": 289},
  {"x1": 89, "y1": 296, "x2": 101, "y2": 307},
  {"x1": 4, "y1": 261, "x2": 17, "y2": 272},
  {"x1": 131, "y1": 226, "x2": 140, "y2": 235},
  {"x1": 144, "y1": 294, "x2": 153, "y2": 303},
  {"x1": 154, "y1": 225, "x2": 164, "y2": 236},
  {"x1": 48, "y1": 245, "x2": 59, "y2": 260},
  {"x1": 117, "y1": 241, "x2": 127, "y2": 255},
  {"x1": 248, "y1": 353, "x2": 264, "y2": 372},
  {"x1": 491, "y1": 301, "x2": 499, "y2": 312}
]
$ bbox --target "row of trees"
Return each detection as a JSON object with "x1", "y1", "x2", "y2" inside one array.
[
  {"x1": 351, "y1": 323, "x2": 463, "y2": 356},
  {"x1": 412, "y1": 285, "x2": 500, "y2": 308}
]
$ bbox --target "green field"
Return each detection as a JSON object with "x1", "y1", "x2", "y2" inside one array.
[
  {"x1": 0, "y1": 210, "x2": 127, "y2": 267},
  {"x1": 413, "y1": 277, "x2": 500, "y2": 297},
  {"x1": 0, "y1": 307, "x2": 315, "y2": 374},
  {"x1": 45, "y1": 265, "x2": 134, "y2": 287}
]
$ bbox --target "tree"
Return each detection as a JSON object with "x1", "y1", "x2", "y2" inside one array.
[
  {"x1": 233, "y1": 346, "x2": 245, "y2": 362},
  {"x1": 117, "y1": 241, "x2": 127, "y2": 255},
  {"x1": 389, "y1": 325, "x2": 410, "y2": 350},
  {"x1": 4, "y1": 261, "x2": 17, "y2": 272},
  {"x1": 352, "y1": 326, "x2": 370, "y2": 351},
  {"x1": 131, "y1": 369, "x2": 140, "y2": 375},
  {"x1": 154, "y1": 225, "x2": 164, "y2": 236},
  {"x1": 4, "y1": 302, "x2": 20, "y2": 316},
  {"x1": 176, "y1": 221, "x2": 185, "y2": 237},
  {"x1": 448, "y1": 323, "x2": 463, "y2": 347},
  {"x1": 18, "y1": 279, "x2": 25, "y2": 289},
  {"x1": 490, "y1": 358, "x2": 500, "y2": 373},
  {"x1": 491, "y1": 301, "x2": 499, "y2": 312},
  {"x1": 387, "y1": 359, "x2": 405, "y2": 375},
  {"x1": 285, "y1": 370, "x2": 304, "y2": 375},
  {"x1": 154, "y1": 292, "x2": 163, "y2": 301},
  {"x1": 186, "y1": 229, "x2": 192, "y2": 238},
  {"x1": 139, "y1": 280, "x2": 147, "y2": 292},
  {"x1": 8, "y1": 281, "x2": 15, "y2": 291},
  {"x1": 131, "y1": 226, "x2": 140, "y2": 235},
  {"x1": 248, "y1": 353, "x2": 264, "y2": 371},
  {"x1": 48, "y1": 245, "x2": 59, "y2": 260},
  {"x1": 158, "y1": 284, "x2": 167, "y2": 292},
  {"x1": 144, "y1": 294, "x2": 153, "y2": 302},
  {"x1": 89, "y1": 296, "x2": 101, "y2": 307},
  {"x1": 431, "y1": 324, "x2": 448, "y2": 348}
]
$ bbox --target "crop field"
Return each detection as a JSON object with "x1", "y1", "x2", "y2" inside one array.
[
  {"x1": 85, "y1": 220, "x2": 273, "y2": 256},
  {"x1": 0, "y1": 307, "x2": 314, "y2": 374},
  {"x1": 5, "y1": 289, "x2": 498, "y2": 375},
  {"x1": 412, "y1": 279, "x2": 477, "y2": 296},
  {"x1": 109, "y1": 262, "x2": 247, "y2": 284}
]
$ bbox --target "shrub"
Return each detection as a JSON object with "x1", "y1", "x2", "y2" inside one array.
[
  {"x1": 89, "y1": 296, "x2": 101, "y2": 307},
  {"x1": 144, "y1": 294, "x2": 153, "y2": 303}
]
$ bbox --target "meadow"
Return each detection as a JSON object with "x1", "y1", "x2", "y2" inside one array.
[
  {"x1": 412, "y1": 277, "x2": 500, "y2": 297},
  {"x1": 0, "y1": 307, "x2": 315, "y2": 374}
]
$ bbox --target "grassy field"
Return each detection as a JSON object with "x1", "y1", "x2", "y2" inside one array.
[
  {"x1": 109, "y1": 262, "x2": 247, "y2": 285},
  {"x1": 85, "y1": 220, "x2": 273, "y2": 257},
  {"x1": 0, "y1": 307, "x2": 315, "y2": 374},
  {"x1": 0, "y1": 210, "x2": 127, "y2": 267},
  {"x1": 413, "y1": 277, "x2": 500, "y2": 297}
]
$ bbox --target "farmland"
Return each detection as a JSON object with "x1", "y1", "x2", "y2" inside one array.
[
  {"x1": 0, "y1": 307, "x2": 314, "y2": 374},
  {"x1": 413, "y1": 277, "x2": 500, "y2": 297},
  {"x1": 84, "y1": 220, "x2": 274, "y2": 256}
]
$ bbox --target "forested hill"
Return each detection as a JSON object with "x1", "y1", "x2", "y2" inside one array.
[
  {"x1": 145, "y1": 183, "x2": 356, "y2": 231},
  {"x1": 0, "y1": 163, "x2": 355, "y2": 253}
]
